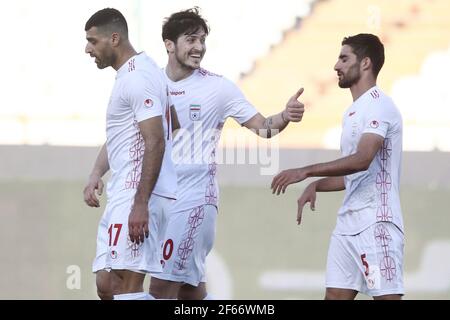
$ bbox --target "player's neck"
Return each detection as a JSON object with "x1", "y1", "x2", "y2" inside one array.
[
  {"x1": 112, "y1": 43, "x2": 137, "y2": 71},
  {"x1": 165, "y1": 62, "x2": 195, "y2": 82},
  {"x1": 350, "y1": 78, "x2": 377, "y2": 101}
]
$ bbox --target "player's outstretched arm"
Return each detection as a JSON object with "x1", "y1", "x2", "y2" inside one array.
[
  {"x1": 301, "y1": 133, "x2": 384, "y2": 177},
  {"x1": 271, "y1": 167, "x2": 308, "y2": 195},
  {"x1": 271, "y1": 133, "x2": 383, "y2": 194},
  {"x1": 128, "y1": 116, "x2": 165, "y2": 245},
  {"x1": 243, "y1": 88, "x2": 305, "y2": 138},
  {"x1": 83, "y1": 143, "x2": 109, "y2": 208},
  {"x1": 297, "y1": 177, "x2": 344, "y2": 225}
]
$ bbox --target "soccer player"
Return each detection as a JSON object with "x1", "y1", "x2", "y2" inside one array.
[
  {"x1": 271, "y1": 34, "x2": 404, "y2": 300},
  {"x1": 149, "y1": 8, "x2": 305, "y2": 300},
  {"x1": 83, "y1": 8, "x2": 177, "y2": 300}
]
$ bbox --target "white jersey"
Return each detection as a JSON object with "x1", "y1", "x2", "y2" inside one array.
[
  {"x1": 335, "y1": 86, "x2": 403, "y2": 235},
  {"x1": 106, "y1": 52, "x2": 177, "y2": 200},
  {"x1": 165, "y1": 68, "x2": 258, "y2": 212}
]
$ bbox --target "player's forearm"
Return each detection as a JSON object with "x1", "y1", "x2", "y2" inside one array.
[
  {"x1": 314, "y1": 176, "x2": 345, "y2": 192},
  {"x1": 268, "y1": 111, "x2": 289, "y2": 133},
  {"x1": 134, "y1": 138, "x2": 165, "y2": 204},
  {"x1": 305, "y1": 152, "x2": 370, "y2": 178},
  {"x1": 90, "y1": 143, "x2": 109, "y2": 178},
  {"x1": 258, "y1": 112, "x2": 289, "y2": 138}
]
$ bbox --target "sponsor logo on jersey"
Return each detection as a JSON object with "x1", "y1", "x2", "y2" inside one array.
[
  {"x1": 170, "y1": 90, "x2": 185, "y2": 96},
  {"x1": 189, "y1": 104, "x2": 201, "y2": 121},
  {"x1": 370, "y1": 120, "x2": 379, "y2": 128},
  {"x1": 144, "y1": 98, "x2": 153, "y2": 108}
]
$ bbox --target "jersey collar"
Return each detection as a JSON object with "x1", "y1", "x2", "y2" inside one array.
[{"x1": 116, "y1": 52, "x2": 145, "y2": 79}]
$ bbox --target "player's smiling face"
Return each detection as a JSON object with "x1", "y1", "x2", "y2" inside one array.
[
  {"x1": 334, "y1": 45, "x2": 361, "y2": 88},
  {"x1": 173, "y1": 29, "x2": 206, "y2": 70},
  {"x1": 85, "y1": 26, "x2": 115, "y2": 69}
]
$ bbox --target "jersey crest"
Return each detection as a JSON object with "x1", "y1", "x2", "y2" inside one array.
[{"x1": 189, "y1": 104, "x2": 201, "y2": 121}]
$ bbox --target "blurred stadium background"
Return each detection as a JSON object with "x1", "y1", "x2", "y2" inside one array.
[{"x1": 0, "y1": 0, "x2": 449, "y2": 299}]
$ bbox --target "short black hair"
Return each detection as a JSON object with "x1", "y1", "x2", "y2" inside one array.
[
  {"x1": 85, "y1": 8, "x2": 128, "y2": 39},
  {"x1": 342, "y1": 33, "x2": 385, "y2": 77},
  {"x1": 162, "y1": 7, "x2": 209, "y2": 42}
]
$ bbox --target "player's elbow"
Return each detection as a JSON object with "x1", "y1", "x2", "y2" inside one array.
[
  {"x1": 358, "y1": 161, "x2": 371, "y2": 172},
  {"x1": 354, "y1": 154, "x2": 372, "y2": 172}
]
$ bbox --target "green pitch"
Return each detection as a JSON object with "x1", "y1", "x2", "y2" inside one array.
[{"x1": 0, "y1": 180, "x2": 448, "y2": 299}]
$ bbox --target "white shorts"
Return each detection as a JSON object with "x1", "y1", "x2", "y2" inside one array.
[
  {"x1": 151, "y1": 204, "x2": 217, "y2": 286},
  {"x1": 325, "y1": 222, "x2": 405, "y2": 297},
  {"x1": 92, "y1": 193, "x2": 172, "y2": 274}
]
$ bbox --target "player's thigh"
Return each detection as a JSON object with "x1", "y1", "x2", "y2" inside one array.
[
  {"x1": 325, "y1": 287, "x2": 358, "y2": 300},
  {"x1": 92, "y1": 203, "x2": 113, "y2": 273},
  {"x1": 158, "y1": 205, "x2": 217, "y2": 285},
  {"x1": 149, "y1": 276, "x2": 183, "y2": 299},
  {"x1": 95, "y1": 270, "x2": 122, "y2": 299},
  {"x1": 359, "y1": 222, "x2": 404, "y2": 297},
  {"x1": 178, "y1": 282, "x2": 207, "y2": 300},
  {"x1": 373, "y1": 293, "x2": 402, "y2": 300},
  {"x1": 196, "y1": 204, "x2": 217, "y2": 254},
  {"x1": 105, "y1": 195, "x2": 163, "y2": 274},
  {"x1": 162, "y1": 204, "x2": 216, "y2": 262},
  {"x1": 325, "y1": 233, "x2": 365, "y2": 292},
  {"x1": 113, "y1": 269, "x2": 146, "y2": 293}
]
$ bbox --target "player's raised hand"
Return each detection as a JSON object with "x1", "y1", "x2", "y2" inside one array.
[
  {"x1": 271, "y1": 167, "x2": 308, "y2": 195},
  {"x1": 128, "y1": 201, "x2": 149, "y2": 245},
  {"x1": 297, "y1": 182, "x2": 317, "y2": 225},
  {"x1": 83, "y1": 174, "x2": 104, "y2": 207},
  {"x1": 283, "y1": 88, "x2": 305, "y2": 122}
]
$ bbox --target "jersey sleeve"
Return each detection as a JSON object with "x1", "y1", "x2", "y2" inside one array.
[
  {"x1": 362, "y1": 101, "x2": 393, "y2": 139},
  {"x1": 125, "y1": 72, "x2": 163, "y2": 122},
  {"x1": 218, "y1": 77, "x2": 258, "y2": 124}
]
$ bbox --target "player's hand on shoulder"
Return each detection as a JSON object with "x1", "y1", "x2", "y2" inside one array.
[
  {"x1": 271, "y1": 167, "x2": 308, "y2": 195},
  {"x1": 284, "y1": 87, "x2": 305, "y2": 123},
  {"x1": 83, "y1": 175, "x2": 104, "y2": 208}
]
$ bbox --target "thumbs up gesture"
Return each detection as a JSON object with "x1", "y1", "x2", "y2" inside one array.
[{"x1": 282, "y1": 88, "x2": 305, "y2": 123}]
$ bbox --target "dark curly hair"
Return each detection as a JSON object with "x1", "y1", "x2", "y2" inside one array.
[{"x1": 162, "y1": 7, "x2": 209, "y2": 42}]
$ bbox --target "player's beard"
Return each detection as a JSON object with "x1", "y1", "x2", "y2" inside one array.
[
  {"x1": 95, "y1": 51, "x2": 116, "y2": 70},
  {"x1": 174, "y1": 48, "x2": 203, "y2": 71},
  {"x1": 338, "y1": 62, "x2": 361, "y2": 88}
]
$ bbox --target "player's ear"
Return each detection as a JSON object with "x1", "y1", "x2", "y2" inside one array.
[
  {"x1": 361, "y1": 57, "x2": 371, "y2": 72},
  {"x1": 164, "y1": 39, "x2": 175, "y2": 54},
  {"x1": 111, "y1": 32, "x2": 121, "y2": 47}
]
